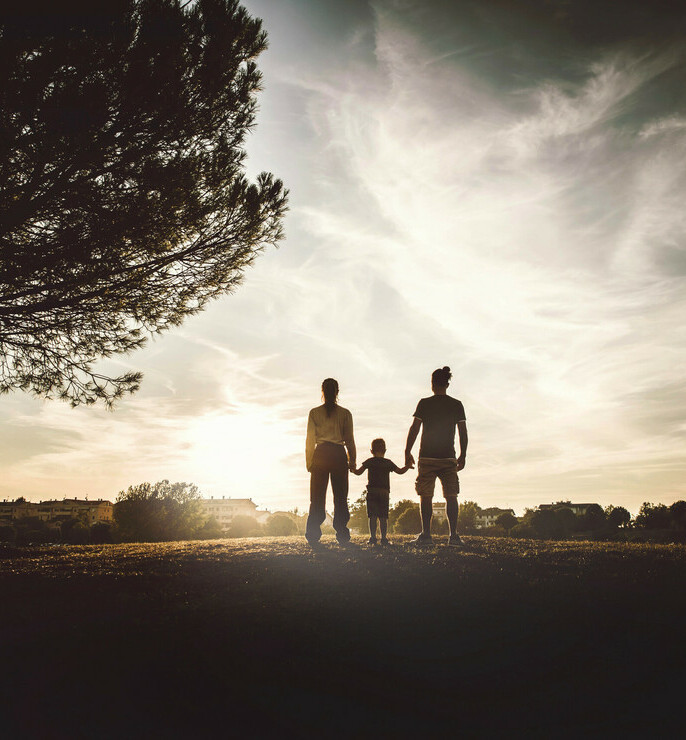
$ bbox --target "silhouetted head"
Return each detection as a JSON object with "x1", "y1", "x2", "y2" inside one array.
[
  {"x1": 321, "y1": 378, "x2": 339, "y2": 416},
  {"x1": 371, "y1": 438, "x2": 386, "y2": 456},
  {"x1": 431, "y1": 366, "x2": 452, "y2": 392}
]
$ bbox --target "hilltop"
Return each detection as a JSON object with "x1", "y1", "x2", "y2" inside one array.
[{"x1": 1, "y1": 536, "x2": 685, "y2": 738}]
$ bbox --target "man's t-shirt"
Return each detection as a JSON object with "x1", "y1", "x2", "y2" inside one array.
[
  {"x1": 413, "y1": 395, "x2": 466, "y2": 459},
  {"x1": 360, "y1": 457, "x2": 401, "y2": 490}
]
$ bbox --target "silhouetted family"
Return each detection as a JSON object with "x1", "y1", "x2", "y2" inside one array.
[{"x1": 305, "y1": 367, "x2": 468, "y2": 547}]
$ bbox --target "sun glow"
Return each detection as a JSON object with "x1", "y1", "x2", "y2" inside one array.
[{"x1": 183, "y1": 405, "x2": 303, "y2": 503}]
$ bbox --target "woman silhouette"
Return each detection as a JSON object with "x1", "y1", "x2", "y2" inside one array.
[{"x1": 305, "y1": 378, "x2": 356, "y2": 546}]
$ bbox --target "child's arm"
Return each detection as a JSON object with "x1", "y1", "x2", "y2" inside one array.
[
  {"x1": 392, "y1": 461, "x2": 413, "y2": 474},
  {"x1": 351, "y1": 464, "x2": 365, "y2": 475}
]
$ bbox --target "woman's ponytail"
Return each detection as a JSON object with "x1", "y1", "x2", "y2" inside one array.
[{"x1": 321, "y1": 378, "x2": 339, "y2": 416}]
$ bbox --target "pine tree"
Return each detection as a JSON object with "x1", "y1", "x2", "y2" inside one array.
[{"x1": 0, "y1": 0, "x2": 287, "y2": 406}]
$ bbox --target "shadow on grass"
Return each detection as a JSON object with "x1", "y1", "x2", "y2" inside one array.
[{"x1": 1, "y1": 536, "x2": 685, "y2": 738}]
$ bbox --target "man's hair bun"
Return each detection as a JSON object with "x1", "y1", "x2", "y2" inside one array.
[{"x1": 432, "y1": 366, "x2": 452, "y2": 387}]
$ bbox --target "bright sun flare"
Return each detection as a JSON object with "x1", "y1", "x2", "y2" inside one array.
[{"x1": 184, "y1": 406, "x2": 302, "y2": 501}]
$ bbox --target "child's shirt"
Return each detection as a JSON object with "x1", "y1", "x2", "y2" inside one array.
[{"x1": 360, "y1": 457, "x2": 402, "y2": 491}]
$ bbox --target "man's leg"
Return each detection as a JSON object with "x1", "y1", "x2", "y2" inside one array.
[
  {"x1": 368, "y1": 516, "x2": 378, "y2": 541},
  {"x1": 446, "y1": 495, "x2": 458, "y2": 536},
  {"x1": 420, "y1": 496, "x2": 433, "y2": 536},
  {"x1": 306, "y1": 469, "x2": 328, "y2": 544},
  {"x1": 415, "y1": 459, "x2": 437, "y2": 542},
  {"x1": 438, "y1": 461, "x2": 462, "y2": 544}
]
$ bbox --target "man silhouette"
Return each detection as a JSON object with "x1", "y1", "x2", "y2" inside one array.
[{"x1": 405, "y1": 366, "x2": 468, "y2": 546}]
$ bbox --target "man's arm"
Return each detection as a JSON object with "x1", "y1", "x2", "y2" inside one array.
[
  {"x1": 405, "y1": 417, "x2": 422, "y2": 467},
  {"x1": 456, "y1": 420, "x2": 468, "y2": 471}
]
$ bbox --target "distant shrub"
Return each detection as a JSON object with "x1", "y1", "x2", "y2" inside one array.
[
  {"x1": 348, "y1": 495, "x2": 368, "y2": 534},
  {"x1": 581, "y1": 504, "x2": 606, "y2": 532},
  {"x1": 481, "y1": 525, "x2": 507, "y2": 537},
  {"x1": 64, "y1": 522, "x2": 90, "y2": 544},
  {"x1": 17, "y1": 528, "x2": 52, "y2": 545},
  {"x1": 0, "y1": 525, "x2": 15, "y2": 542},
  {"x1": 389, "y1": 500, "x2": 418, "y2": 533},
  {"x1": 432, "y1": 517, "x2": 449, "y2": 535},
  {"x1": 395, "y1": 507, "x2": 421, "y2": 534},
  {"x1": 197, "y1": 516, "x2": 223, "y2": 540},
  {"x1": 457, "y1": 501, "x2": 480, "y2": 533},
  {"x1": 90, "y1": 522, "x2": 116, "y2": 544},
  {"x1": 114, "y1": 480, "x2": 204, "y2": 542},
  {"x1": 266, "y1": 514, "x2": 298, "y2": 536},
  {"x1": 60, "y1": 517, "x2": 90, "y2": 544},
  {"x1": 227, "y1": 515, "x2": 263, "y2": 538},
  {"x1": 605, "y1": 506, "x2": 631, "y2": 529},
  {"x1": 510, "y1": 522, "x2": 536, "y2": 538},
  {"x1": 669, "y1": 501, "x2": 686, "y2": 532},
  {"x1": 635, "y1": 502, "x2": 671, "y2": 530},
  {"x1": 496, "y1": 512, "x2": 518, "y2": 531}
]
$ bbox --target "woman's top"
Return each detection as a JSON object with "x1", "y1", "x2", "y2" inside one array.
[{"x1": 306, "y1": 404, "x2": 354, "y2": 470}]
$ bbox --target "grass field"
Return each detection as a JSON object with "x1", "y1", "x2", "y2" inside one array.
[{"x1": 2, "y1": 535, "x2": 685, "y2": 738}]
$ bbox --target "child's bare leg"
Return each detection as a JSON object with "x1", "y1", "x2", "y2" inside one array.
[
  {"x1": 368, "y1": 516, "x2": 378, "y2": 540},
  {"x1": 379, "y1": 517, "x2": 388, "y2": 540}
]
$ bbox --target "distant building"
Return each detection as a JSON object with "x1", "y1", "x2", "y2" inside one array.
[
  {"x1": 0, "y1": 498, "x2": 113, "y2": 524},
  {"x1": 475, "y1": 507, "x2": 516, "y2": 529},
  {"x1": 432, "y1": 502, "x2": 447, "y2": 522},
  {"x1": 538, "y1": 503, "x2": 598, "y2": 517},
  {"x1": 199, "y1": 497, "x2": 270, "y2": 529},
  {"x1": 0, "y1": 500, "x2": 34, "y2": 522}
]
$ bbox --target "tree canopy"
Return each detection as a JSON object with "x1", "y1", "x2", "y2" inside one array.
[
  {"x1": 0, "y1": 0, "x2": 287, "y2": 406},
  {"x1": 114, "y1": 479, "x2": 204, "y2": 541}
]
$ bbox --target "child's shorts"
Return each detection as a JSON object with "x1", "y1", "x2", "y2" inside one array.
[{"x1": 366, "y1": 487, "x2": 390, "y2": 518}]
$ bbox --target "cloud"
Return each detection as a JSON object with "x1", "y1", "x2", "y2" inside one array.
[
  {"x1": 279, "y1": 6, "x2": 686, "y2": 512},
  {"x1": 5, "y1": 0, "x2": 686, "y2": 515}
]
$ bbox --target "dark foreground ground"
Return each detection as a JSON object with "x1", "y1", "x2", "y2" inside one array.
[{"x1": 1, "y1": 535, "x2": 686, "y2": 739}]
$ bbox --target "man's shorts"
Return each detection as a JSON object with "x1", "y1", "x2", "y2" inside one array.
[
  {"x1": 366, "y1": 487, "x2": 390, "y2": 518},
  {"x1": 415, "y1": 458, "x2": 459, "y2": 499}
]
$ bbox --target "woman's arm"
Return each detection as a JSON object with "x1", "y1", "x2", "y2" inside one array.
[
  {"x1": 343, "y1": 409, "x2": 356, "y2": 470},
  {"x1": 305, "y1": 411, "x2": 316, "y2": 471}
]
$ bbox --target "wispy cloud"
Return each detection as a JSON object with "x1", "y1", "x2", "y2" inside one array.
[
  {"x1": 4, "y1": 1, "x2": 686, "y2": 515},
  {"x1": 278, "y1": 7, "x2": 686, "y2": 511}
]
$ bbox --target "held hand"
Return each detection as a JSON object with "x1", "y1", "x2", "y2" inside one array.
[
  {"x1": 349, "y1": 461, "x2": 357, "y2": 472},
  {"x1": 456, "y1": 457, "x2": 465, "y2": 471},
  {"x1": 405, "y1": 451, "x2": 415, "y2": 468}
]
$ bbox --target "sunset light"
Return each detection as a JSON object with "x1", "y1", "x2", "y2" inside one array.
[{"x1": 2, "y1": 0, "x2": 686, "y2": 518}]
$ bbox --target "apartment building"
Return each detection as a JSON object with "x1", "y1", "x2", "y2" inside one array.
[
  {"x1": 0, "y1": 498, "x2": 113, "y2": 524},
  {"x1": 199, "y1": 497, "x2": 269, "y2": 529}
]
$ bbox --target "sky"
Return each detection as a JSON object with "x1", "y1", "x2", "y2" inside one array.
[{"x1": 2, "y1": 0, "x2": 686, "y2": 516}]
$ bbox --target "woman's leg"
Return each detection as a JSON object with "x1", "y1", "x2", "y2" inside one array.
[
  {"x1": 379, "y1": 517, "x2": 388, "y2": 540},
  {"x1": 330, "y1": 448, "x2": 350, "y2": 542},
  {"x1": 306, "y1": 467, "x2": 328, "y2": 544},
  {"x1": 368, "y1": 516, "x2": 378, "y2": 541}
]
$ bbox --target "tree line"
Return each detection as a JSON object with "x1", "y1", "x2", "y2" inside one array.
[{"x1": 2, "y1": 487, "x2": 686, "y2": 545}]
